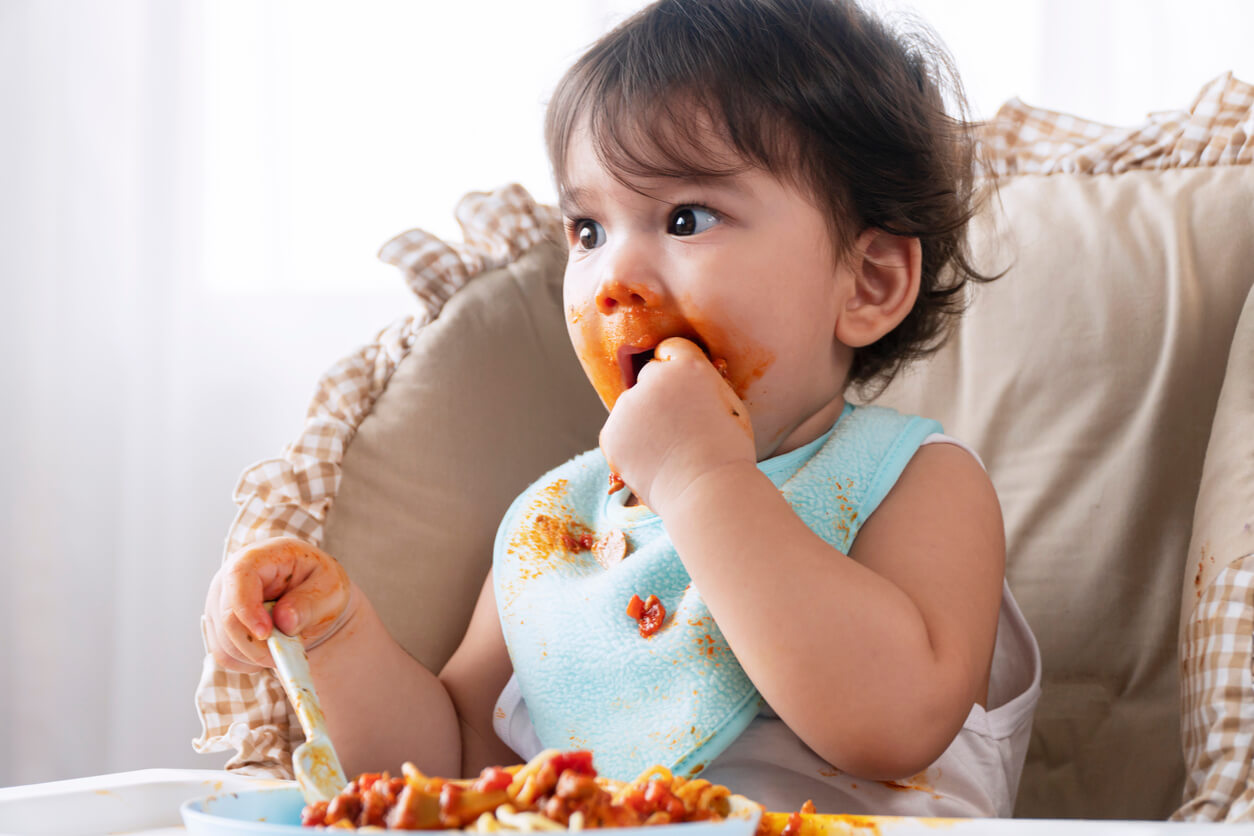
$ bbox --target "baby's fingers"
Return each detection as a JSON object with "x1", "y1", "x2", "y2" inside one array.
[
  {"x1": 222, "y1": 608, "x2": 276, "y2": 667},
  {"x1": 652, "y1": 336, "x2": 707, "y2": 364},
  {"x1": 219, "y1": 563, "x2": 274, "y2": 643},
  {"x1": 203, "y1": 568, "x2": 271, "y2": 671},
  {"x1": 202, "y1": 609, "x2": 271, "y2": 672}
]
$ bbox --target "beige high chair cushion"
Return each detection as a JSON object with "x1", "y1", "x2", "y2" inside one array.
[{"x1": 195, "y1": 75, "x2": 1254, "y2": 820}]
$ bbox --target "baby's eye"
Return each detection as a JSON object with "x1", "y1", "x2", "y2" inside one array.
[
  {"x1": 668, "y1": 206, "x2": 719, "y2": 237},
  {"x1": 573, "y1": 220, "x2": 606, "y2": 250}
]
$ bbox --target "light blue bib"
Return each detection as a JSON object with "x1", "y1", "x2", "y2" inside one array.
[{"x1": 493, "y1": 404, "x2": 941, "y2": 782}]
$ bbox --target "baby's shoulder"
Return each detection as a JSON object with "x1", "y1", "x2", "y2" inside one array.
[{"x1": 872, "y1": 438, "x2": 1002, "y2": 543}]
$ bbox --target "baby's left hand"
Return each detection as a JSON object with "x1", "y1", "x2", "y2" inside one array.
[{"x1": 600, "y1": 337, "x2": 755, "y2": 512}]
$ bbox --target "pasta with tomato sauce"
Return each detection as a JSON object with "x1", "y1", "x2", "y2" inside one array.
[{"x1": 301, "y1": 749, "x2": 751, "y2": 831}]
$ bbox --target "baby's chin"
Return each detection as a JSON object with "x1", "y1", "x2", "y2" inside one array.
[{"x1": 573, "y1": 342, "x2": 653, "y2": 411}]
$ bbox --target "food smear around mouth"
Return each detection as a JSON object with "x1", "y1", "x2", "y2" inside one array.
[
  {"x1": 608, "y1": 471, "x2": 626, "y2": 494},
  {"x1": 568, "y1": 300, "x2": 773, "y2": 410}
]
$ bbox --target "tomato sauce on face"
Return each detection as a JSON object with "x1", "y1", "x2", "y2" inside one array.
[
  {"x1": 567, "y1": 300, "x2": 773, "y2": 411},
  {"x1": 570, "y1": 304, "x2": 692, "y2": 409}
]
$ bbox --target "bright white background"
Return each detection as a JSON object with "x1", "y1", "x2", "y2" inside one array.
[{"x1": 1, "y1": 0, "x2": 1252, "y2": 788}]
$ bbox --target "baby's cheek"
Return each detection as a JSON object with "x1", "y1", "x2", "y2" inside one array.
[
  {"x1": 565, "y1": 305, "x2": 585, "y2": 353},
  {"x1": 569, "y1": 318, "x2": 624, "y2": 410},
  {"x1": 681, "y1": 311, "x2": 775, "y2": 402}
]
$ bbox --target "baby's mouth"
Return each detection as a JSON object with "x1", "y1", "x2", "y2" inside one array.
[
  {"x1": 616, "y1": 336, "x2": 715, "y2": 390},
  {"x1": 617, "y1": 345, "x2": 656, "y2": 390}
]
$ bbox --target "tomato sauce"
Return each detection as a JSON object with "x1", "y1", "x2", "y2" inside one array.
[
  {"x1": 627, "y1": 594, "x2": 666, "y2": 637},
  {"x1": 567, "y1": 299, "x2": 774, "y2": 410}
]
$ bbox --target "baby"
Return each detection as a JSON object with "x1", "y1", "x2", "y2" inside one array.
[{"x1": 198, "y1": 0, "x2": 1040, "y2": 818}]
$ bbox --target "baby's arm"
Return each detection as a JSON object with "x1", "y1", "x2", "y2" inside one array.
[
  {"x1": 311, "y1": 572, "x2": 518, "y2": 778},
  {"x1": 439, "y1": 573, "x2": 527, "y2": 775},
  {"x1": 203, "y1": 538, "x2": 517, "y2": 778},
  {"x1": 301, "y1": 584, "x2": 463, "y2": 778},
  {"x1": 601, "y1": 339, "x2": 1003, "y2": 780},
  {"x1": 662, "y1": 442, "x2": 1003, "y2": 781}
]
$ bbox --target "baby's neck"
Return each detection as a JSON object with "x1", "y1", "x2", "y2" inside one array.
[{"x1": 764, "y1": 397, "x2": 850, "y2": 459}]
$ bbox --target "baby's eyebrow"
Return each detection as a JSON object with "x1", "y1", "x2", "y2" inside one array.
[
  {"x1": 558, "y1": 186, "x2": 593, "y2": 218},
  {"x1": 558, "y1": 172, "x2": 753, "y2": 217},
  {"x1": 674, "y1": 173, "x2": 751, "y2": 194},
  {"x1": 642, "y1": 172, "x2": 756, "y2": 205}
]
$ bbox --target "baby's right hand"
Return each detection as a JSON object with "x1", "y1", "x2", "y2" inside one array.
[{"x1": 203, "y1": 536, "x2": 353, "y2": 673}]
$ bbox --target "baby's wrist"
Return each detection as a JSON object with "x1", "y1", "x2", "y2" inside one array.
[{"x1": 650, "y1": 458, "x2": 760, "y2": 518}]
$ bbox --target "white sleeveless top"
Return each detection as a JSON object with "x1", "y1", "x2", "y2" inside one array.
[{"x1": 494, "y1": 435, "x2": 1042, "y2": 818}]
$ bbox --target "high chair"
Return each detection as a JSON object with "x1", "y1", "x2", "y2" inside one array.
[{"x1": 200, "y1": 74, "x2": 1254, "y2": 822}]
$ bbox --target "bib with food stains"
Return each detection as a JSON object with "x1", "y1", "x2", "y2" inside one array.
[{"x1": 493, "y1": 403, "x2": 941, "y2": 782}]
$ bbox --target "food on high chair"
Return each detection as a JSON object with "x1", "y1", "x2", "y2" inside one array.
[
  {"x1": 300, "y1": 749, "x2": 749, "y2": 831},
  {"x1": 626, "y1": 594, "x2": 666, "y2": 637},
  {"x1": 592, "y1": 529, "x2": 629, "y2": 569}
]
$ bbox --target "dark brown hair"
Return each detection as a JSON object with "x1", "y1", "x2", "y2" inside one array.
[{"x1": 546, "y1": 0, "x2": 996, "y2": 393}]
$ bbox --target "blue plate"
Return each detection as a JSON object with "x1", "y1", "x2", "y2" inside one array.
[
  {"x1": 181, "y1": 788, "x2": 306, "y2": 834},
  {"x1": 180, "y1": 787, "x2": 764, "y2": 835}
]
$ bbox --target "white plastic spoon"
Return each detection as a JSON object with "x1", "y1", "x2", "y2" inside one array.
[{"x1": 264, "y1": 602, "x2": 348, "y2": 805}]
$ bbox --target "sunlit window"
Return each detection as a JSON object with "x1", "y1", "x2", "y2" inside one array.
[
  {"x1": 202, "y1": 1, "x2": 643, "y2": 293},
  {"x1": 202, "y1": 0, "x2": 1254, "y2": 293}
]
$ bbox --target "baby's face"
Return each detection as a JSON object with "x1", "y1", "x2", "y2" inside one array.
[{"x1": 559, "y1": 126, "x2": 856, "y2": 459}]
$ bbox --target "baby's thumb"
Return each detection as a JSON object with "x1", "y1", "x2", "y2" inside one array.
[
  {"x1": 653, "y1": 336, "x2": 704, "y2": 363},
  {"x1": 270, "y1": 588, "x2": 346, "y2": 640}
]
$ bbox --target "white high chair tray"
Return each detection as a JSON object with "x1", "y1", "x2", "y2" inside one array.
[{"x1": 0, "y1": 769, "x2": 288, "y2": 835}]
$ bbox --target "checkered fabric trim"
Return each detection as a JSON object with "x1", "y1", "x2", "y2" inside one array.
[
  {"x1": 192, "y1": 185, "x2": 562, "y2": 776},
  {"x1": 1176, "y1": 556, "x2": 1254, "y2": 822},
  {"x1": 979, "y1": 72, "x2": 1253, "y2": 177},
  {"x1": 379, "y1": 185, "x2": 563, "y2": 321}
]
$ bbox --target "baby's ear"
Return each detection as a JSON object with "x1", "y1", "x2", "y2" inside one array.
[{"x1": 834, "y1": 228, "x2": 921, "y2": 348}]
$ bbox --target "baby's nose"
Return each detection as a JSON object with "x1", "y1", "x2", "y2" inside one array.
[{"x1": 595, "y1": 274, "x2": 663, "y2": 314}]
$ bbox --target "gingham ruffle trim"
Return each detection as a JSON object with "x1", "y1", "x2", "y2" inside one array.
[
  {"x1": 1176, "y1": 555, "x2": 1254, "y2": 822},
  {"x1": 980, "y1": 72, "x2": 1253, "y2": 177},
  {"x1": 193, "y1": 184, "x2": 562, "y2": 776},
  {"x1": 379, "y1": 183, "x2": 564, "y2": 321}
]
